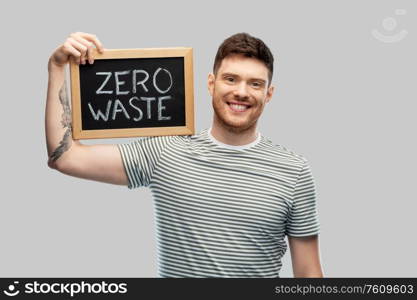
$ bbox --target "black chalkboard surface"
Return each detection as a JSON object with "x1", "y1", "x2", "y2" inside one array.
[{"x1": 70, "y1": 48, "x2": 194, "y2": 139}]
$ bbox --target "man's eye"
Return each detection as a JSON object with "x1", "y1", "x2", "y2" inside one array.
[
  {"x1": 252, "y1": 82, "x2": 261, "y2": 87},
  {"x1": 226, "y1": 77, "x2": 235, "y2": 82}
]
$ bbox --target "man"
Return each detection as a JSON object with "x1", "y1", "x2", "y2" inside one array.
[{"x1": 46, "y1": 32, "x2": 323, "y2": 277}]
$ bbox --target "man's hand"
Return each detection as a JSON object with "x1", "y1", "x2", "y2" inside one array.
[{"x1": 49, "y1": 32, "x2": 104, "y2": 69}]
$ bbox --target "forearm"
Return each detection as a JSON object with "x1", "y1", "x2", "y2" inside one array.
[
  {"x1": 292, "y1": 252, "x2": 324, "y2": 278},
  {"x1": 289, "y1": 235, "x2": 324, "y2": 278},
  {"x1": 293, "y1": 267, "x2": 324, "y2": 278},
  {"x1": 45, "y1": 60, "x2": 78, "y2": 167}
]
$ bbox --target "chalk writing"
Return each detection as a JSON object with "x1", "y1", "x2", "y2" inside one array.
[
  {"x1": 89, "y1": 68, "x2": 174, "y2": 122},
  {"x1": 77, "y1": 55, "x2": 187, "y2": 133}
]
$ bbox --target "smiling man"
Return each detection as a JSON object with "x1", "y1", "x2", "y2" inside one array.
[{"x1": 46, "y1": 32, "x2": 323, "y2": 278}]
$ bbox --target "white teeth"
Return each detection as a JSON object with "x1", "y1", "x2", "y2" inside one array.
[{"x1": 229, "y1": 104, "x2": 248, "y2": 112}]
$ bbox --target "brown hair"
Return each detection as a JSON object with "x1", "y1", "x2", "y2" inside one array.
[{"x1": 213, "y1": 33, "x2": 274, "y2": 84}]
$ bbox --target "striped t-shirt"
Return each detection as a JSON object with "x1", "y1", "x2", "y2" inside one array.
[{"x1": 118, "y1": 128, "x2": 320, "y2": 278}]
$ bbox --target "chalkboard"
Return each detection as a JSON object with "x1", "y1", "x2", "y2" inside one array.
[{"x1": 70, "y1": 48, "x2": 194, "y2": 139}]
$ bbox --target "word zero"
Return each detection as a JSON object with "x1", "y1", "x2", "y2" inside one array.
[{"x1": 95, "y1": 68, "x2": 173, "y2": 95}]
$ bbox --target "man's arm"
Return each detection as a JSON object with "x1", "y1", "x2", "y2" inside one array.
[
  {"x1": 288, "y1": 235, "x2": 324, "y2": 277},
  {"x1": 45, "y1": 32, "x2": 128, "y2": 186}
]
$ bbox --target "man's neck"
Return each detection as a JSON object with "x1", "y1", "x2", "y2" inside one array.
[{"x1": 210, "y1": 121, "x2": 259, "y2": 146}]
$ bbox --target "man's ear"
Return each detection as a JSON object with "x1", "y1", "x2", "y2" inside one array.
[
  {"x1": 208, "y1": 73, "x2": 215, "y2": 97},
  {"x1": 265, "y1": 85, "x2": 275, "y2": 103}
]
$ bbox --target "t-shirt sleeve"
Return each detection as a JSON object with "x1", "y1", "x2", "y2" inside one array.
[
  {"x1": 286, "y1": 159, "x2": 320, "y2": 237},
  {"x1": 117, "y1": 136, "x2": 172, "y2": 189}
]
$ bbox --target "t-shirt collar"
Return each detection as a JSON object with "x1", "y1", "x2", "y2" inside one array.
[{"x1": 207, "y1": 127, "x2": 261, "y2": 150}]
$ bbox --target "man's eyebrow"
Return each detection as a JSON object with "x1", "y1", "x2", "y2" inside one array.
[
  {"x1": 251, "y1": 78, "x2": 267, "y2": 84},
  {"x1": 221, "y1": 72, "x2": 266, "y2": 83},
  {"x1": 221, "y1": 72, "x2": 239, "y2": 77}
]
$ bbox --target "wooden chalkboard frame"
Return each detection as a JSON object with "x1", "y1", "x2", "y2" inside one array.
[{"x1": 69, "y1": 48, "x2": 194, "y2": 139}]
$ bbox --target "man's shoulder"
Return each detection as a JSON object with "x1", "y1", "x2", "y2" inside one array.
[
  {"x1": 258, "y1": 135, "x2": 308, "y2": 167},
  {"x1": 128, "y1": 130, "x2": 207, "y2": 151}
]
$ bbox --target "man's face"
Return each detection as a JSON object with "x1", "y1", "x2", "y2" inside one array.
[{"x1": 208, "y1": 54, "x2": 274, "y2": 133}]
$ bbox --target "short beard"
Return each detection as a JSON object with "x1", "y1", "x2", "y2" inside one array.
[{"x1": 212, "y1": 106, "x2": 257, "y2": 134}]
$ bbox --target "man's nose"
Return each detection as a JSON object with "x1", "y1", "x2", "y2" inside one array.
[{"x1": 233, "y1": 82, "x2": 249, "y2": 99}]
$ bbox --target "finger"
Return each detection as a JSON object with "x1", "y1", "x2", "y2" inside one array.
[
  {"x1": 78, "y1": 32, "x2": 104, "y2": 53},
  {"x1": 68, "y1": 37, "x2": 88, "y2": 64},
  {"x1": 62, "y1": 42, "x2": 82, "y2": 64},
  {"x1": 71, "y1": 35, "x2": 95, "y2": 64}
]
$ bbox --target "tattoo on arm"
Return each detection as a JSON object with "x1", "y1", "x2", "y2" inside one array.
[{"x1": 50, "y1": 79, "x2": 72, "y2": 162}]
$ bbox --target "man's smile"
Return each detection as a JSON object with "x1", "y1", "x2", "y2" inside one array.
[{"x1": 226, "y1": 101, "x2": 252, "y2": 113}]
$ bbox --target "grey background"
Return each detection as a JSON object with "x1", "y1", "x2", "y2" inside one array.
[{"x1": 0, "y1": 0, "x2": 415, "y2": 277}]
